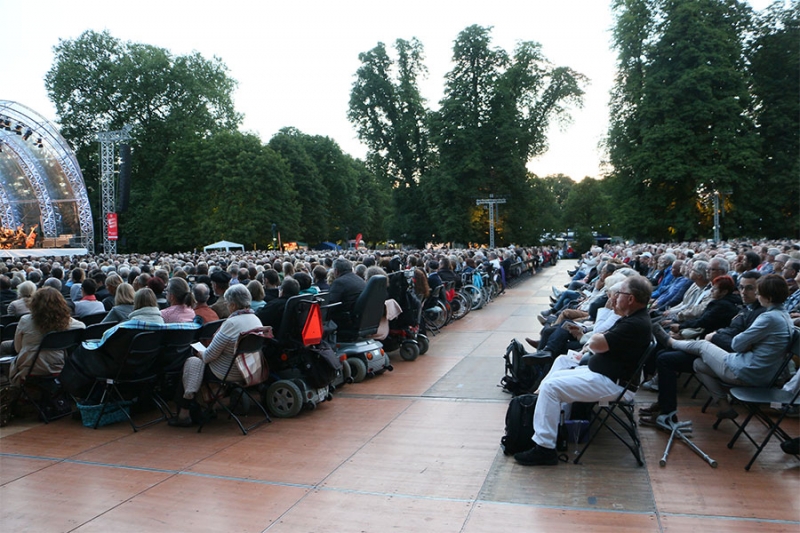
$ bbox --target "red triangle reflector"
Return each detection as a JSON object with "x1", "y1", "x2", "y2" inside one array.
[{"x1": 302, "y1": 302, "x2": 323, "y2": 346}]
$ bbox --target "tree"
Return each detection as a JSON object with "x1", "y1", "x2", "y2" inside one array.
[
  {"x1": 745, "y1": 2, "x2": 800, "y2": 237},
  {"x1": 607, "y1": 0, "x2": 761, "y2": 241},
  {"x1": 146, "y1": 131, "x2": 299, "y2": 251},
  {"x1": 348, "y1": 39, "x2": 431, "y2": 246},
  {"x1": 562, "y1": 178, "x2": 613, "y2": 235},
  {"x1": 45, "y1": 30, "x2": 241, "y2": 251},
  {"x1": 426, "y1": 25, "x2": 586, "y2": 245}
]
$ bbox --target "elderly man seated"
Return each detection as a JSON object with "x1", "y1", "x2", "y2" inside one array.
[{"x1": 515, "y1": 275, "x2": 653, "y2": 466}]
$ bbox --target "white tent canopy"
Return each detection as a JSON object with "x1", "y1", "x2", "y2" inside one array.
[{"x1": 203, "y1": 240, "x2": 245, "y2": 252}]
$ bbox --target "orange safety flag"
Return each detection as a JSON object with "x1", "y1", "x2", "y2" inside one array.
[{"x1": 301, "y1": 303, "x2": 323, "y2": 346}]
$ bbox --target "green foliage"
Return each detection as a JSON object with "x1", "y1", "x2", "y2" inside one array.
[
  {"x1": 562, "y1": 178, "x2": 613, "y2": 235},
  {"x1": 45, "y1": 30, "x2": 242, "y2": 251},
  {"x1": 143, "y1": 131, "x2": 299, "y2": 251},
  {"x1": 607, "y1": 0, "x2": 795, "y2": 241}
]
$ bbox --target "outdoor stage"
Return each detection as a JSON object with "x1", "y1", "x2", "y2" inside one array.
[{"x1": 0, "y1": 248, "x2": 89, "y2": 259}]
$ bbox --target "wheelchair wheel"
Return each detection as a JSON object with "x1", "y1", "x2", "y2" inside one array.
[
  {"x1": 461, "y1": 284, "x2": 484, "y2": 310},
  {"x1": 347, "y1": 357, "x2": 368, "y2": 383},
  {"x1": 399, "y1": 342, "x2": 419, "y2": 361},
  {"x1": 265, "y1": 380, "x2": 303, "y2": 418},
  {"x1": 417, "y1": 334, "x2": 429, "y2": 355},
  {"x1": 451, "y1": 292, "x2": 471, "y2": 320}
]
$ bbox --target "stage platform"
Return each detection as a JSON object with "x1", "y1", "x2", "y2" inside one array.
[{"x1": 0, "y1": 247, "x2": 89, "y2": 259}]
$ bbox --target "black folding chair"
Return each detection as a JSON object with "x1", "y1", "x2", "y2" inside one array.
[
  {"x1": 82, "y1": 321, "x2": 118, "y2": 341},
  {"x1": 88, "y1": 330, "x2": 168, "y2": 431},
  {"x1": 79, "y1": 312, "x2": 108, "y2": 326},
  {"x1": 574, "y1": 338, "x2": 658, "y2": 466},
  {"x1": 198, "y1": 331, "x2": 271, "y2": 435},
  {"x1": 724, "y1": 328, "x2": 800, "y2": 470},
  {"x1": 198, "y1": 319, "x2": 225, "y2": 344},
  {"x1": 17, "y1": 328, "x2": 84, "y2": 423},
  {"x1": 154, "y1": 327, "x2": 200, "y2": 417},
  {"x1": 2, "y1": 322, "x2": 18, "y2": 343}
]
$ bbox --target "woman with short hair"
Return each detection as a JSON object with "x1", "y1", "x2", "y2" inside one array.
[{"x1": 7, "y1": 280, "x2": 36, "y2": 317}]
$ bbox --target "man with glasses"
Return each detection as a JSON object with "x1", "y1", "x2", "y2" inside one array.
[{"x1": 640, "y1": 271, "x2": 762, "y2": 423}]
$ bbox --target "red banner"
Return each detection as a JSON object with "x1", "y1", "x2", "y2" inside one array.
[
  {"x1": 355, "y1": 233, "x2": 362, "y2": 248},
  {"x1": 107, "y1": 213, "x2": 118, "y2": 240}
]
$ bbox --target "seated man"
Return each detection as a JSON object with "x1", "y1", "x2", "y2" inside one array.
[
  {"x1": 515, "y1": 275, "x2": 653, "y2": 466},
  {"x1": 257, "y1": 277, "x2": 300, "y2": 331},
  {"x1": 73, "y1": 279, "x2": 106, "y2": 318},
  {"x1": 327, "y1": 258, "x2": 366, "y2": 332},
  {"x1": 640, "y1": 271, "x2": 763, "y2": 424}
]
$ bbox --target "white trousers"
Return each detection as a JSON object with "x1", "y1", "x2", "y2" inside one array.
[{"x1": 533, "y1": 354, "x2": 628, "y2": 449}]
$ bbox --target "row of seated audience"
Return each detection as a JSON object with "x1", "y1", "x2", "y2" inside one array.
[{"x1": 513, "y1": 242, "x2": 800, "y2": 464}]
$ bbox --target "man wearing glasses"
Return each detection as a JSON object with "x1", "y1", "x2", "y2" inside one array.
[
  {"x1": 640, "y1": 271, "x2": 763, "y2": 423},
  {"x1": 515, "y1": 276, "x2": 653, "y2": 466}
]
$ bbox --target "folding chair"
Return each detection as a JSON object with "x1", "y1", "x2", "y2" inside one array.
[
  {"x1": 82, "y1": 321, "x2": 118, "y2": 341},
  {"x1": 88, "y1": 330, "x2": 168, "y2": 431},
  {"x1": 574, "y1": 338, "x2": 658, "y2": 466},
  {"x1": 198, "y1": 319, "x2": 225, "y2": 345},
  {"x1": 154, "y1": 327, "x2": 199, "y2": 417},
  {"x1": 1, "y1": 322, "x2": 18, "y2": 342},
  {"x1": 17, "y1": 328, "x2": 84, "y2": 423},
  {"x1": 724, "y1": 328, "x2": 800, "y2": 470},
  {"x1": 198, "y1": 331, "x2": 272, "y2": 435},
  {"x1": 79, "y1": 312, "x2": 108, "y2": 326}
]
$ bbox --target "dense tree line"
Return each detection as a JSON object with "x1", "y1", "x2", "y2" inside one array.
[
  {"x1": 605, "y1": 0, "x2": 799, "y2": 241},
  {"x1": 43, "y1": 4, "x2": 798, "y2": 252}
]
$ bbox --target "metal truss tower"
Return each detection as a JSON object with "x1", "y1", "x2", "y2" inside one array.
[
  {"x1": 476, "y1": 194, "x2": 507, "y2": 249},
  {"x1": 96, "y1": 126, "x2": 131, "y2": 254}
]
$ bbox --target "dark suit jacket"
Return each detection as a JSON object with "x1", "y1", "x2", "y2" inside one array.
[{"x1": 328, "y1": 272, "x2": 365, "y2": 330}]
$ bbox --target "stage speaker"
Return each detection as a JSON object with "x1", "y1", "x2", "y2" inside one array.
[{"x1": 118, "y1": 144, "x2": 132, "y2": 213}]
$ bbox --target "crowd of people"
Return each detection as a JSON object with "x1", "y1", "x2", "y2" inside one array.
[
  {"x1": 1, "y1": 239, "x2": 798, "y2": 458},
  {"x1": 513, "y1": 239, "x2": 800, "y2": 465}
]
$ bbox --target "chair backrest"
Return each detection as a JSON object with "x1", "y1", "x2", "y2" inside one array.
[
  {"x1": 2, "y1": 313, "x2": 22, "y2": 327},
  {"x1": 116, "y1": 330, "x2": 166, "y2": 380},
  {"x1": 619, "y1": 337, "x2": 657, "y2": 394},
  {"x1": 25, "y1": 328, "x2": 85, "y2": 380},
  {"x1": 352, "y1": 275, "x2": 387, "y2": 337},
  {"x1": 159, "y1": 327, "x2": 198, "y2": 369},
  {"x1": 79, "y1": 311, "x2": 108, "y2": 326},
  {"x1": 276, "y1": 294, "x2": 315, "y2": 343},
  {"x1": 2, "y1": 322, "x2": 18, "y2": 342},
  {"x1": 83, "y1": 321, "x2": 118, "y2": 341},
  {"x1": 198, "y1": 319, "x2": 225, "y2": 343},
  {"x1": 766, "y1": 327, "x2": 800, "y2": 388}
]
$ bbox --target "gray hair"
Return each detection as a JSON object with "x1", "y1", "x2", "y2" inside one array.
[
  {"x1": 43, "y1": 277, "x2": 62, "y2": 291},
  {"x1": 224, "y1": 283, "x2": 251, "y2": 310},
  {"x1": 709, "y1": 256, "x2": 730, "y2": 273},
  {"x1": 692, "y1": 260, "x2": 709, "y2": 280},
  {"x1": 333, "y1": 258, "x2": 353, "y2": 275}
]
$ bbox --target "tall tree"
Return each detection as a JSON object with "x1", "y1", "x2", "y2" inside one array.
[
  {"x1": 607, "y1": 0, "x2": 760, "y2": 241},
  {"x1": 427, "y1": 25, "x2": 586, "y2": 245},
  {"x1": 745, "y1": 1, "x2": 800, "y2": 237},
  {"x1": 349, "y1": 38, "x2": 431, "y2": 246},
  {"x1": 45, "y1": 30, "x2": 241, "y2": 250},
  {"x1": 145, "y1": 131, "x2": 299, "y2": 251}
]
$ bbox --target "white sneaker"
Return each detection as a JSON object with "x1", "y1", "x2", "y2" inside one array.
[{"x1": 642, "y1": 376, "x2": 659, "y2": 391}]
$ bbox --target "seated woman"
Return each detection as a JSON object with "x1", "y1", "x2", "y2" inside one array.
[
  {"x1": 128, "y1": 288, "x2": 165, "y2": 324},
  {"x1": 102, "y1": 283, "x2": 135, "y2": 323},
  {"x1": 668, "y1": 275, "x2": 740, "y2": 339},
  {"x1": 7, "y1": 280, "x2": 36, "y2": 317},
  {"x1": 247, "y1": 280, "x2": 267, "y2": 312},
  {"x1": 295, "y1": 272, "x2": 319, "y2": 295},
  {"x1": 8, "y1": 287, "x2": 85, "y2": 387},
  {"x1": 169, "y1": 284, "x2": 263, "y2": 427},
  {"x1": 662, "y1": 274, "x2": 793, "y2": 420},
  {"x1": 161, "y1": 277, "x2": 196, "y2": 323}
]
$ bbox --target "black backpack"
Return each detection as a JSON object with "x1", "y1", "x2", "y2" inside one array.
[
  {"x1": 500, "y1": 339, "x2": 549, "y2": 396},
  {"x1": 501, "y1": 393, "x2": 537, "y2": 455}
]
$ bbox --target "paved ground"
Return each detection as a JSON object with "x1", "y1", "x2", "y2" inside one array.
[{"x1": 1, "y1": 260, "x2": 798, "y2": 532}]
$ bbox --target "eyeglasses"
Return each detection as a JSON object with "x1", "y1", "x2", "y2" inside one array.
[{"x1": 617, "y1": 291, "x2": 632, "y2": 296}]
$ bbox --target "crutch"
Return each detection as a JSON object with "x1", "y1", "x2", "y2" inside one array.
[
  {"x1": 659, "y1": 420, "x2": 693, "y2": 466},
  {"x1": 672, "y1": 424, "x2": 718, "y2": 468}
]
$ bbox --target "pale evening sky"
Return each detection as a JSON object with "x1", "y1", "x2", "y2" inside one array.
[{"x1": 1, "y1": 0, "x2": 776, "y2": 182}]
